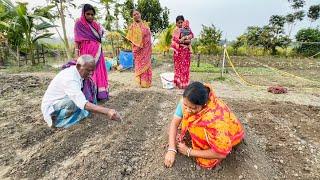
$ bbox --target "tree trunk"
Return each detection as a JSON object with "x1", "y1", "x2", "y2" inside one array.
[
  {"x1": 197, "y1": 54, "x2": 200, "y2": 67},
  {"x1": 30, "y1": 45, "x2": 35, "y2": 66},
  {"x1": 271, "y1": 46, "x2": 277, "y2": 55},
  {"x1": 17, "y1": 46, "x2": 20, "y2": 66},
  {"x1": 288, "y1": 23, "x2": 296, "y2": 37},
  {"x1": 31, "y1": 51, "x2": 35, "y2": 65},
  {"x1": 110, "y1": 35, "x2": 115, "y2": 56},
  {"x1": 0, "y1": 51, "x2": 4, "y2": 66},
  {"x1": 58, "y1": 1, "x2": 71, "y2": 59}
]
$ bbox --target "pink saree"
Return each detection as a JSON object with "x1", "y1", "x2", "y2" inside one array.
[
  {"x1": 74, "y1": 12, "x2": 109, "y2": 100},
  {"x1": 126, "y1": 22, "x2": 152, "y2": 88},
  {"x1": 171, "y1": 26, "x2": 194, "y2": 89}
]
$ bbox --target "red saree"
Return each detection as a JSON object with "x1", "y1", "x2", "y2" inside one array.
[{"x1": 171, "y1": 26, "x2": 194, "y2": 89}]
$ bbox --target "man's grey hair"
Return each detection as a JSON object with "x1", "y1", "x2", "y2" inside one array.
[{"x1": 76, "y1": 54, "x2": 95, "y2": 65}]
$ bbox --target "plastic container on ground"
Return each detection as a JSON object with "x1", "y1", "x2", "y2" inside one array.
[{"x1": 160, "y1": 72, "x2": 175, "y2": 89}]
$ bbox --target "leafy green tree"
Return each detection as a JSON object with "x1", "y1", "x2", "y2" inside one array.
[
  {"x1": 295, "y1": 28, "x2": 320, "y2": 57},
  {"x1": 120, "y1": 0, "x2": 169, "y2": 34},
  {"x1": 269, "y1": 15, "x2": 286, "y2": 34},
  {"x1": 288, "y1": 0, "x2": 305, "y2": 10},
  {"x1": 0, "y1": 0, "x2": 24, "y2": 50},
  {"x1": 260, "y1": 25, "x2": 291, "y2": 55},
  {"x1": 240, "y1": 15, "x2": 291, "y2": 55},
  {"x1": 113, "y1": 2, "x2": 121, "y2": 30},
  {"x1": 136, "y1": 0, "x2": 169, "y2": 34},
  {"x1": 101, "y1": 0, "x2": 115, "y2": 31},
  {"x1": 246, "y1": 26, "x2": 262, "y2": 47},
  {"x1": 308, "y1": 4, "x2": 320, "y2": 25},
  {"x1": 294, "y1": 10, "x2": 305, "y2": 21},
  {"x1": 232, "y1": 34, "x2": 248, "y2": 51},
  {"x1": 286, "y1": 0, "x2": 306, "y2": 36},
  {"x1": 285, "y1": 13, "x2": 295, "y2": 28},
  {"x1": 121, "y1": 0, "x2": 135, "y2": 28},
  {"x1": 198, "y1": 24, "x2": 222, "y2": 55},
  {"x1": 286, "y1": 10, "x2": 305, "y2": 36},
  {"x1": 262, "y1": 15, "x2": 291, "y2": 55}
]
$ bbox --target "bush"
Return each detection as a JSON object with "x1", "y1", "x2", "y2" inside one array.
[{"x1": 295, "y1": 28, "x2": 320, "y2": 57}]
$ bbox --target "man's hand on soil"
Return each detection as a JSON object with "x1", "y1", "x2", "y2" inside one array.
[{"x1": 107, "y1": 109, "x2": 121, "y2": 121}]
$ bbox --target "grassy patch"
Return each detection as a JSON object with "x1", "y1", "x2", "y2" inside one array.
[
  {"x1": 234, "y1": 67, "x2": 273, "y2": 75},
  {"x1": 212, "y1": 76, "x2": 227, "y2": 81},
  {"x1": 191, "y1": 62, "x2": 220, "y2": 73}
]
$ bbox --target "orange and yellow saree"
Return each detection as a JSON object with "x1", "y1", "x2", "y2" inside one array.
[
  {"x1": 179, "y1": 84, "x2": 244, "y2": 168},
  {"x1": 126, "y1": 21, "x2": 152, "y2": 88}
]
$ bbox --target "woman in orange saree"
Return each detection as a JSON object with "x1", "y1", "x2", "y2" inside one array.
[
  {"x1": 126, "y1": 10, "x2": 152, "y2": 88},
  {"x1": 164, "y1": 82, "x2": 244, "y2": 169}
]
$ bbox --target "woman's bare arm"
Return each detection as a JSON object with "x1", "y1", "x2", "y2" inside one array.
[{"x1": 168, "y1": 116, "x2": 182, "y2": 149}]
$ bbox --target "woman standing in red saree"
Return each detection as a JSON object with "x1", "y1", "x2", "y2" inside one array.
[
  {"x1": 171, "y1": 15, "x2": 194, "y2": 89},
  {"x1": 126, "y1": 10, "x2": 152, "y2": 88},
  {"x1": 74, "y1": 4, "x2": 109, "y2": 101}
]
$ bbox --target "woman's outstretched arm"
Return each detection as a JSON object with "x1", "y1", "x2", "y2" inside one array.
[{"x1": 164, "y1": 116, "x2": 182, "y2": 167}]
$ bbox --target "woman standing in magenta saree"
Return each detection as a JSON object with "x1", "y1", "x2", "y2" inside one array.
[
  {"x1": 171, "y1": 15, "x2": 194, "y2": 89},
  {"x1": 74, "y1": 4, "x2": 109, "y2": 100},
  {"x1": 126, "y1": 10, "x2": 152, "y2": 88}
]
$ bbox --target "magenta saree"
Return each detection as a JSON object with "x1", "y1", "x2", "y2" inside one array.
[{"x1": 74, "y1": 12, "x2": 109, "y2": 100}]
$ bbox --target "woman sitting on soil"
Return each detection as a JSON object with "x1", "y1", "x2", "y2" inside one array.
[
  {"x1": 164, "y1": 82, "x2": 244, "y2": 169},
  {"x1": 126, "y1": 10, "x2": 152, "y2": 88}
]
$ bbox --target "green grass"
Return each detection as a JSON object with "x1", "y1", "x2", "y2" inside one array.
[
  {"x1": 212, "y1": 76, "x2": 227, "y2": 81},
  {"x1": 191, "y1": 62, "x2": 220, "y2": 73},
  {"x1": 234, "y1": 67, "x2": 273, "y2": 75}
]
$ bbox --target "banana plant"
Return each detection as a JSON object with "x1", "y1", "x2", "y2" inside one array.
[
  {"x1": 155, "y1": 23, "x2": 175, "y2": 54},
  {"x1": 0, "y1": 0, "x2": 56, "y2": 65}
]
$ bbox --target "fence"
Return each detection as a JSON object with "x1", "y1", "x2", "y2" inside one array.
[{"x1": 0, "y1": 44, "x2": 47, "y2": 66}]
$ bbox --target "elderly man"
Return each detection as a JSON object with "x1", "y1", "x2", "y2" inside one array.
[{"x1": 41, "y1": 55, "x2": 120, "y2": 128}]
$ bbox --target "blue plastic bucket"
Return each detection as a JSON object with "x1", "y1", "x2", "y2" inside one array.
[{"x1": 119, "y1": 50, "x2": 134, "y2": 69}]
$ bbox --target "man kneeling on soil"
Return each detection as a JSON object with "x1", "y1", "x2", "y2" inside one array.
[{"x1": 41, "y1": 55, "x2": 120, "y2": 128}]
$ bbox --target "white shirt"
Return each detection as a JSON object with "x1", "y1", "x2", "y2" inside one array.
[{"x1": 41, "y1": 66, "x2": 88, "y2": 127}]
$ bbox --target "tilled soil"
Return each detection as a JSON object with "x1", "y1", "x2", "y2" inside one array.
[{"x1": 0, "y1": 72, "x2": 319, "y2": 180}]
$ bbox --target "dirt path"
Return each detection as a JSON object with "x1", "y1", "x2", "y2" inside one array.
[{"x1": 0, "y1": 65, "x2": 319, "y2": 179}]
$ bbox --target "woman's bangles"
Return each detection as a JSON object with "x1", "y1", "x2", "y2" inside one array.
[
  {"x1": 167, "y1": 147, "x2": 192, "y2": 157},
  {"x1": 187, "y1": 148, "x2": 192, "y2": 157},
  {"x1": 167, "y1": 148, "x2": 177, "y2": 153}
]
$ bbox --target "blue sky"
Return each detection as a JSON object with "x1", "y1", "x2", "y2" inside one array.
[{"x1": 22, "y1": 0, "x2": 320, "y2": 40}]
